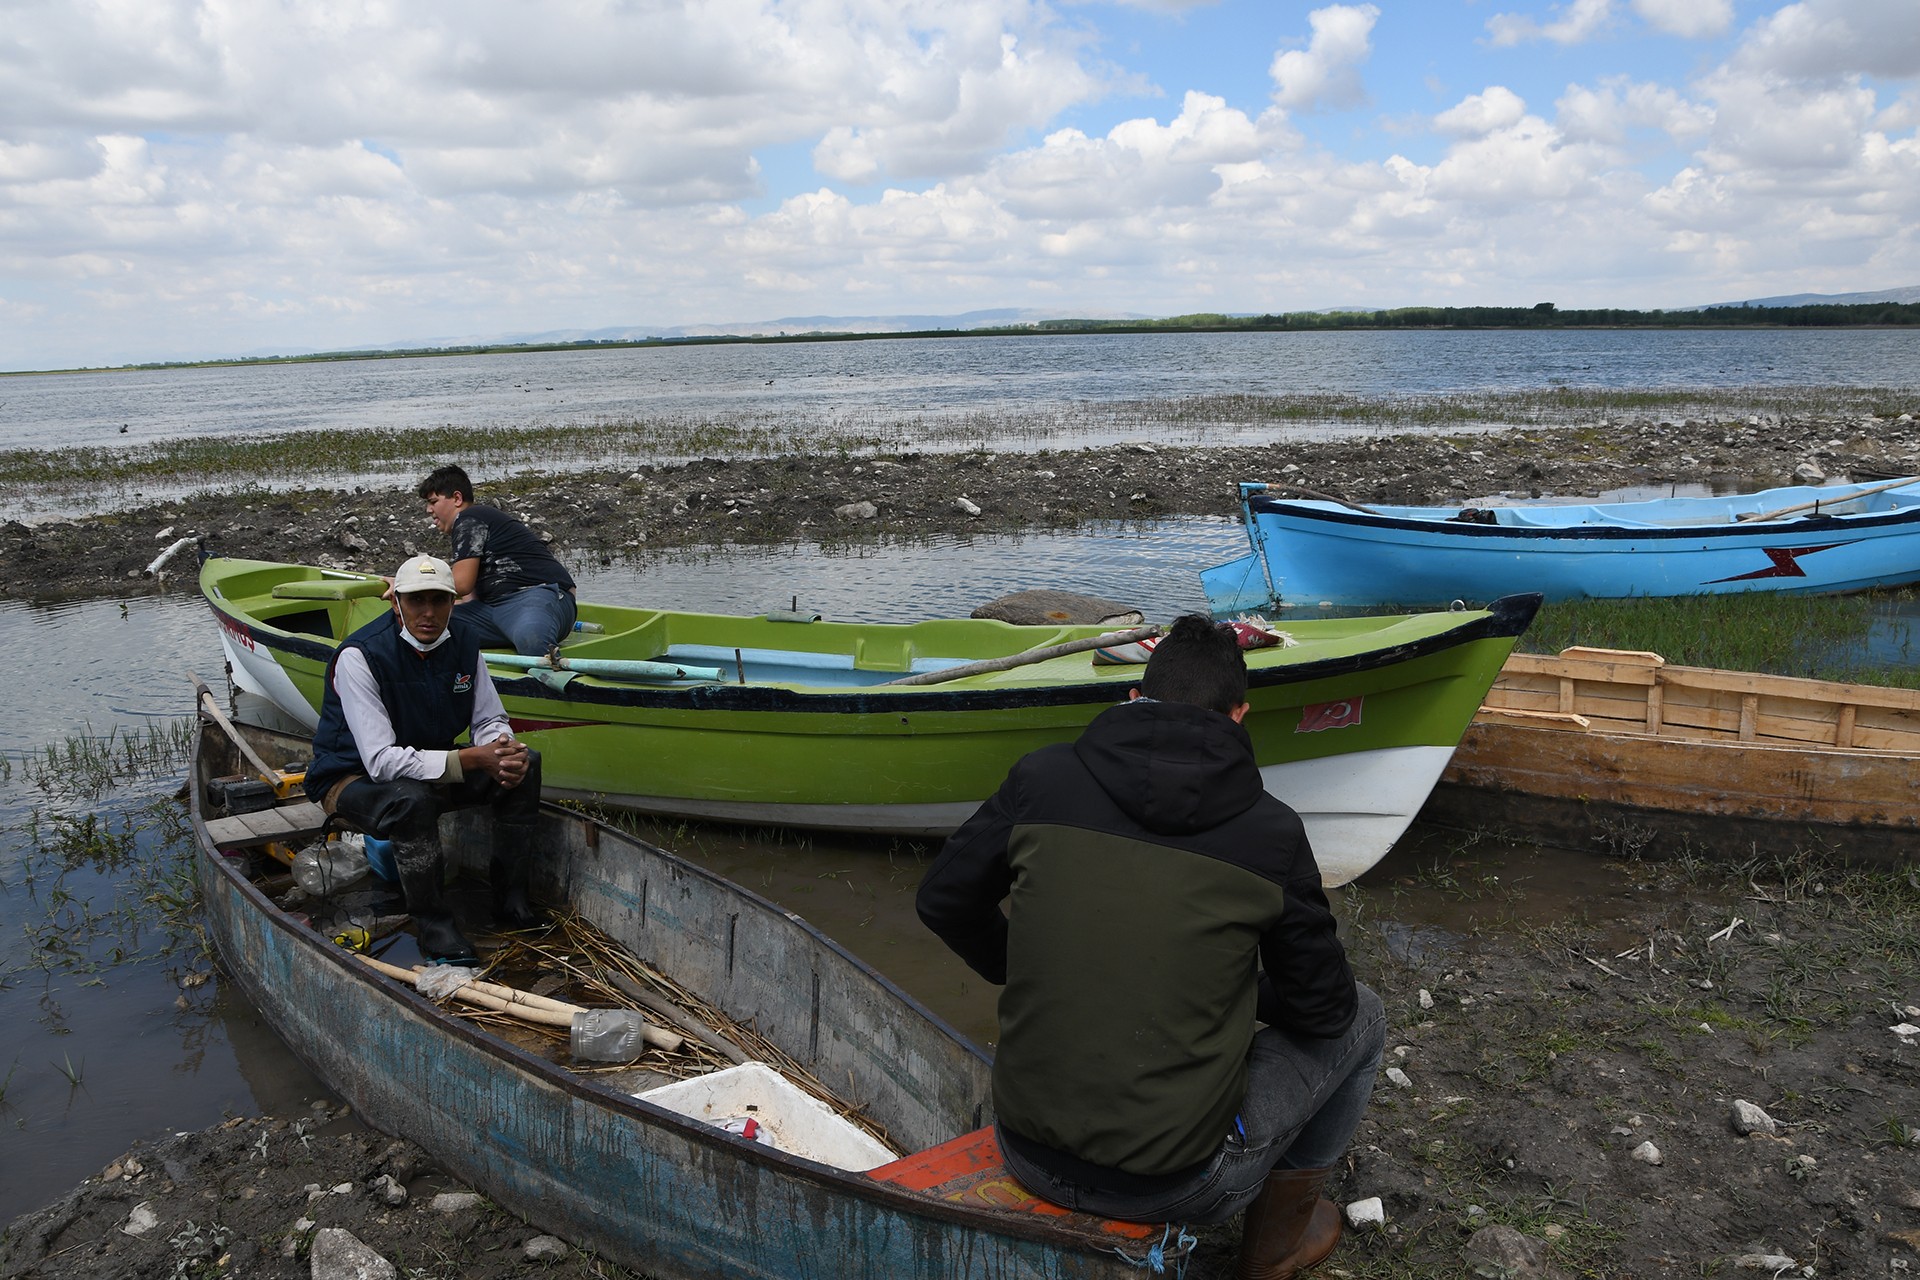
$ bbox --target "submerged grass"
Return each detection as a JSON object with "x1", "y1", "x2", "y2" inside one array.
[
  {"x1": 1519, "y1": 591, "x2": 1920, "y2": 687},
  {"x1": 2, "y1": 383, "x2": 1912, "y2": 496}
]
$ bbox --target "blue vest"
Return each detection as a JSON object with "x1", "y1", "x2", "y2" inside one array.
[{"x1": 305, "y1": 611, "x2": 482, "y2": 799}]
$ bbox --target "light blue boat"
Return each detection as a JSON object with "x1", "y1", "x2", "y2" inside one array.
[{"x1": 1202, "y1": 476, "x2": 1920, "y2": 612}]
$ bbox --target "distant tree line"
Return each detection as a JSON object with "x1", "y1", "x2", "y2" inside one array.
[
  {"x1": 1012, "y1": 301, "x2": 1920, "y2": 333},
  {"x1": 78, "y1": 299, "x2": 1916, "y2": 375}
]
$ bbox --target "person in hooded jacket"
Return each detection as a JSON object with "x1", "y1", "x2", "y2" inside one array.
[{"x1": 916, "y1": 614, "x2": 1385, "y2": 1280}]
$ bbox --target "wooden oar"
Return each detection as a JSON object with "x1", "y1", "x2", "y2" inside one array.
[
  {"x1": 1267, "y1": 483, "x2": 1380, "y2": 515},
  {"x1": 190, "y1": 672, "x2": 289, "y2": 791},
  {"x1": 1735, "y1": 475, "x2": 1920, "y2": 522},
  {"x1": 880, "y1": 626, "x2": 1160, "y2": 687}
]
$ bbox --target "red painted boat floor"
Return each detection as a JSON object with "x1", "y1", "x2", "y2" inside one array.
[{"x1": 867, "y1": 1127, "x2": 1162, "y2": 1246}]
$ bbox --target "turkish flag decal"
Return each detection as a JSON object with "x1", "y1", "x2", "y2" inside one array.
[{"x1": 1297, "y1": 698, "x2": 1362, "y2": 733}]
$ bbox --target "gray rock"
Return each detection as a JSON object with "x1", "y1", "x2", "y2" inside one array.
[
  {"x1": 1731, "y1": 1254, "x2": 1797, "y2": 1271},
  {"x1": 970, "y1": 589, "x2": 1145, "y2": 627},
  {"x1": 1792, "y1": 461, "x2": 1826, "y2": 482},
  {"x1": 1464, "y1": 1223, "x2": 1575, "y2": 1278},
  {"x1": 1631, "y1": 1140, "x2": 1663, "y2": 1165},
  {"x1": 953, "y1": 496, "x2": 982, "y2": 516},
  {"x1": 429, "y1": 1190, "x2": 485, "y2": 1213},
  {"x1": 523, "y1": 1234, "x2": 569, "y2": 1262},
  {"x1": 120, "y1": 1202, "x2": 159, "y2": 1237},
  {"x1": 1343, "y1": 1196, "x2": 1384, "y2": 1230},
  {"x1": 309, "y1": 1226, "x2": 397, "y2": 1280},
  {"x1": 833, "y1": 500, "x2": 877, "y2": 520},
  {"x1": 368, "y1": 1174, "x2": 407, "y2": 1206},
  {"x1": 1731, "y1": 1099, "x2": 1777, "y2": 1136}
]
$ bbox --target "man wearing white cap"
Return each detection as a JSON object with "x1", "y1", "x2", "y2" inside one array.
[{"x1": 303, "y1": 554, "x2": 542, "y2": 963}]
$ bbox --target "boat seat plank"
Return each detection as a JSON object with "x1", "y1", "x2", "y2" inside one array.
[
  {"x1": 204, "y1": 802, "x2": 330, "y2": 851},
  {"x1": 271, "y1": 579, "x2": 387, "y2": 601},
  {"x1": 866, "y1": 1127, "x2": 1162, "y2": 1247}
]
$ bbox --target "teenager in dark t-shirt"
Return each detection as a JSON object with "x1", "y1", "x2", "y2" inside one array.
[{"x1": 417, "y1": 464, "x2": 576, "y2": 656}]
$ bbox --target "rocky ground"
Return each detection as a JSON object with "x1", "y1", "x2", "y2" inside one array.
[
  {"x1": 5, "y1": 412, "x2": 1920, "y2": 1278},
  {"x1": 4, "y1": 412, "x2": 1918, "y2": 601}
]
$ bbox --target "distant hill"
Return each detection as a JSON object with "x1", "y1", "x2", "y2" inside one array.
[
  {"x1": 1689, "y1": 285, "x2": 1920, "y2": 310},
  {"x1": 349, "y1": 308, "x2": 1155, "y2": 354}
]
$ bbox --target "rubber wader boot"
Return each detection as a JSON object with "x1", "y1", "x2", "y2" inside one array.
[
  {"x1": 491, "y1": 820, "x2": 540, "y2": 930},
  {"x1": 1234, "y1": 1166, "x2": 1342, "y2": 1280},
  {"x1": 393, "y1": 835, "x2": 476, "y2": 964}
]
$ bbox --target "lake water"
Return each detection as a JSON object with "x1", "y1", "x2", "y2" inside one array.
[{"x1": 8, "y1": 327, "x2": 1920, "y2": 455}]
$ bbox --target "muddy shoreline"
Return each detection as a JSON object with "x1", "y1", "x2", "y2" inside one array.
[
  {"x1": 6, "y1": 415, "x2": 1920, "y2": 1278},
  {"x1": 6, "y1": 413, "x2": 1916, "y2": 603}
]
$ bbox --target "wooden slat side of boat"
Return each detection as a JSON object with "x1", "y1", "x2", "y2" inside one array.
[
  {"x1": 1479, "y1": 647, "x2": 1920, "y2": 754},
  {"x1": 1434, "y1": 646, "x2": 1920, "y2": 862}
]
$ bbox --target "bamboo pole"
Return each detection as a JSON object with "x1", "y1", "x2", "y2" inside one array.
[
  {"x1": 1735, "y1": 476, "x2": 1919, "y2": 522},
  {"x1": 880, "y1": 625, "x2": 1160, "y2": 687},
  {"x1": 351, "y1": 953, "x2": 683, "y2": 1050}
]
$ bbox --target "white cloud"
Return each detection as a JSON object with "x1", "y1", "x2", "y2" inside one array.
[
  {"x1": 1629, "y1": 0, "x2": 1734, "y2": 39},
  {"x1": 1486, "y1": 0, "x2": 1614, "y2": 48},
  {"x1": 981, "y1": 92, "x2": 1279, "y2": 219},
  {"x1": 1269, "y1": 5, "x2": 1380, "y2": 112},
  {"x1": 1735, "y1": 0, "x2": 1920, "y2": 79},
  {"x1": 1556, "y1": 78, "x2": 1715, "y2": 146},
  {"x1": 1434, "y1": 87, "x2": 1530, "y2": 137}
]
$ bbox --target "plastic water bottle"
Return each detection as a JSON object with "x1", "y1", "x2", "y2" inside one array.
[
  {"x1": 572, "y1": 620, "x2": 605, "y2": 633},
  {"x1": 292, "y1": 835, "x2": 370, "y2": 896}
]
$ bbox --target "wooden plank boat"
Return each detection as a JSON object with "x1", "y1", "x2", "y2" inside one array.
[
  {"x1": 1200, "y1": 477, "x2": 1920, "y2": 611},
  {"x1": 191, "y1": 707, "x2": 1205, "y2": 1278},
  {"x1": 1420, "y1": 646, "x2": 1920, "y2": 863},
  {"x1": 200, "y1": 556, "x2": 1539, "y2": 885}
]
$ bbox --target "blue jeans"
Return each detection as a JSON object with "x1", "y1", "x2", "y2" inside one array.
[
  {"x1": 998, "y1": 982, "x2": 1386, "y2": 1226},
  {"x1": 455, "y1": 583, "x2": 576, "y2": 656}
]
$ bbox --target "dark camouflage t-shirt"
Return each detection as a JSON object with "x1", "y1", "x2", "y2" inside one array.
[{"x1": 449, "y1": 504, "x2": 575, "y2": 605}]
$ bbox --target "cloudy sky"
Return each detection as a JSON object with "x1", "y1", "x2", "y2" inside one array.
[{"x1": 2, "y1": 0, "x2": 1916, "y2": 371}]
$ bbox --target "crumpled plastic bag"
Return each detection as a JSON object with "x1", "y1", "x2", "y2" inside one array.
[{"x1": 415, "y1": 966, "x2": 476, "y2": 999}]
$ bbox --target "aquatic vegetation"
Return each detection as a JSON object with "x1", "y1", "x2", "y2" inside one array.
[
  {"x1": 1521, "y1": 592, "x2": 1920, "y2": 687},
  {"x1": 0, "y1": 383, "x2": 1911, "y2": 503},
  {"x1": 6, "y1": 788, "x2": 207, "y2": 982},
  {"x1": 9, "y1": 719, "x2": 195, "y2": 803}
]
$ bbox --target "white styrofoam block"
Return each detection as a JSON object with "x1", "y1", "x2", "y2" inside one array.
[{"x1": 636, "y1": 1061, "x2": 898, "y2": 1172}]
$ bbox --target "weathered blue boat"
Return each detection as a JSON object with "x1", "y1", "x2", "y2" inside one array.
[
  {"x1": 1201, "y1": 477, "x2": 1920, "y2": 612},
  {"x1": 191, "y1": 706, "x2": 1198, "y2": 1279}
]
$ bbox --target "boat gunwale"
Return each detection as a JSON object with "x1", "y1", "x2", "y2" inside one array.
[
  {"x1": 1247, "y1": 493, "x2": 1920, "y2": 543},
  {"x1": 202, "y1": 573, "x2": 1541, "y2": 715},
  {"x1": 184, "y1": 722, "x2": 1146, "y2": 1253}
]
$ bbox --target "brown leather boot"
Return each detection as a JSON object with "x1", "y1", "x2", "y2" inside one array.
[{"x1": 1234, "y1": 1165, "x2": 1342, "y2": 1280}]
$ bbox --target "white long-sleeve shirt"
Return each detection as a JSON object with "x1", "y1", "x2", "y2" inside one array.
[{"x1": 331, "y1": 640, "x2": 513, "y2": 783}]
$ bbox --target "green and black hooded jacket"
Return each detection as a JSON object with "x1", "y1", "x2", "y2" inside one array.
[{"x1": 916, "y1": 697, "x2": 1358, "y2": 1191}]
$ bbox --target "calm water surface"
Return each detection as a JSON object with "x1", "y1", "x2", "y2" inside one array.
[{"x1": 8, "y1": 328, "x2": 1920, "y2": 454}]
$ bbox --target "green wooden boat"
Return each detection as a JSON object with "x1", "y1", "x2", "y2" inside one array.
[{"x1": 201, "y1": 557, "x2": 1538, "y2": 884}]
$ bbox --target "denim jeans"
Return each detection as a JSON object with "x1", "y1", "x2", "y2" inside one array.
[
  {"x1": 998, "y1": 982, "x2": 1386, "y2": 1226},
  {"x1": 455, "y1": 583, "x2": 576, "y2": 656}
]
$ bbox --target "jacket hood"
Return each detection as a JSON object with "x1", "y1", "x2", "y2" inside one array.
[{"x1": 1072, "y1": 699, "x2": 1265, "y2": 837}]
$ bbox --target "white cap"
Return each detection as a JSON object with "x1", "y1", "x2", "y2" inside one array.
[{"x1": 391, "y1": 554, "x2": 456, "y2": 595}]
